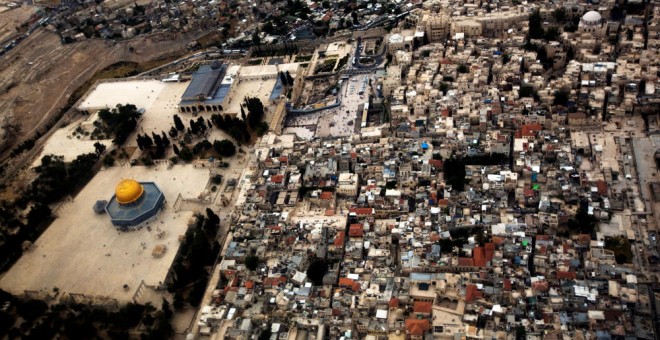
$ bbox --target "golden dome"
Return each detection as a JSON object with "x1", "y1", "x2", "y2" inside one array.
[{"x1": 115, "y1": 179, "x2": 144, "y2": 204}]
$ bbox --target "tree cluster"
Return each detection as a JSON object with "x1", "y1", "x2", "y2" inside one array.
[
  {"x1": 23, "y1": 153, "x2": 99, "y2": 205},
  {"x1": 243, "y1": 97, "x2": 265, "y2": 128},
  {"x1": 245, "y1": 254, "x2": 261, "y2": 271},
  {"x1": 97, "y1": 104, "x2": 142, "y2": 146},
  {"x1": 213, "y1": 139, "x2": 236, "y2": 157},
  {"x1": 137, "y1": 131, "x2": 171, "y2": 159},
  {"x1": 306, "y1": 258, "x2": 329, "y2": 286},
  {"x1": 211, "y1": 113, "x2": 250, "y2": 143},
  {"x1": 0, "y1": 150, "x2": 106, "y2": 273},
  {"x1": 553, "y1": 89, "x2": 570, "y2": 107},
  {"x1": 0, "y1": 290, "x2": 173, "y2": 339},
  {"x1": 278, "y1": 71, "x2": 295, "y2": 87},
  {"x1": 189, "y1": 116, "x2": 210, "y2": 136},
  {"x1": 169, "y1": 209, "x2": 221, "y2": 307}
]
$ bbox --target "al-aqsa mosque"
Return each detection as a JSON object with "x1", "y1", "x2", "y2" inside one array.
[{"x1": 100, "y1": 179, "x2": 165, "y2": 228}]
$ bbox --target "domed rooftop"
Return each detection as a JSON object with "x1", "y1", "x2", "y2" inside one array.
[
  {"x1": 115, "y1": 179, "x2": 144, "y2": 204},
  {"x1": 582, "y1": 11, "x2": 602, "y2": 24}
]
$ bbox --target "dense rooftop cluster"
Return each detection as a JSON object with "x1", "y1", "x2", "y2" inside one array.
[
  {"x1": 2, "y1": 0, "x2": 660, "y2": 338},
  {"x1": 192, "y1": 0, "x2": 660, "y2": 339}
]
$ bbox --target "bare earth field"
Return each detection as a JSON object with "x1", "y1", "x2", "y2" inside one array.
[
  {"x1": 0, "y1": 28, "x2": 203, "y2": 158},
  {"x1": 0, "y1": 6, "x2": 38, "y2": 42}
]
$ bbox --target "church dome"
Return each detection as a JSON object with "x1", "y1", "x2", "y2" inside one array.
[
  {"x1": 582, "y1": 11, "x2": 602, "y2": 24},
  {"x1": 115, "y1": 179, "x2": 144, "y2": 204}
]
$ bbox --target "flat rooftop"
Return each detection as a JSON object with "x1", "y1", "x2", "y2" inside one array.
[{"x1": 0, "y1": 164, "x2": 209, "y2": 303}]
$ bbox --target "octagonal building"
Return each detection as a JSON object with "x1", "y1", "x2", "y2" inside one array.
[{"x1": 104, "y1": 179, "x2": 164, "y2": 228}]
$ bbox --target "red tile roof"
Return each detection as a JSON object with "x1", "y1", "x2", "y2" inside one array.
[
  {"x1": 521, "y1": 123, "x2": 542, "y2": 138},
  {"x1": 466, "y1": 284, "x2": 483, "y2": 302},
  {"x1": 349, "y1": 207, "x2": 374, "y2": 216},
  {"x1": 338, "y1": 278, "x2": 360, "y2": 292},
  {"x1": 263, "y1": 276, "x2": 286, "y2": 288},
  {"x1": 405, "y1": 319, "x2": 430, "y2": 336},
  {"x1": 437, "y1": 199, "x2": 449, "y2": 207},
  {"x1": 556, "y1": 271, "x2": 577, "y2": 280},
  {"x1": 349, "y1": 224, "x2": 364, "y2": 237},
  {"x1": 503, "y1": 279, "x2": 512, "y2": 291},
  {"x1": 484, "y1": 243, "x2": 495, "y2": 262},
  {"x1": 270, "y1": 174, "x2": 284, "y2": 183},
  {"x1": 492, "y1": 236, "x2": 506, "y2": 245},
  {"x1": 458, "y1": 257, "x2": 474, "y2": 266},
  {"x1": 429, "y1": 159, "x2": 443, "y2": 169},
  {"x1": 320, "y1": 191, "x2": 333, "y2": 200},
  {"x1": 333, "y1": 231, "x2": 345, "y2": 247},
  {"x1": 596, "y1": 180, "x2": 608, "y2": 196},
  {"x1": 532, "y1": 280, "x2": 549, "y2": 292},
  {"x1": 473, "y1": 246, "x2": 486, "y2": 267},
  {"x1": 325, "y1": 209, "x2": 334, "y2": 216},
  {"x1": 524, "y1": 189, "x2": 535, "y2": 197},
  {"x1": 413, "y1": 301, "x2": 433, "y2": 314},
  {"x1": 389, "y1": 297, "x2": 399, "y2": 308},
  {"x1": 245, "y1": 281, "x2": 254, "y2": 289}
]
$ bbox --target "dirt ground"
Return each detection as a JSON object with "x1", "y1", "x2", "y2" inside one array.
[
  {"x1": 0, "y1": 28, "x2": 204, "y2": 160},
  {"x1": 0, "y1": 5, "x2": 39, "y2": 43}
]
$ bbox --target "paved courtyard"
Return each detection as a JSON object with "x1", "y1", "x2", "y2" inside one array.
[{"x1": 0, "y1": 164, "x2": 210, "y2": 303}]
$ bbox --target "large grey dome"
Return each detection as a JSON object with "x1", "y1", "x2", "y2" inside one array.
[{"x1": 582, "y1": 11, "x2": 602, "y2": 24}]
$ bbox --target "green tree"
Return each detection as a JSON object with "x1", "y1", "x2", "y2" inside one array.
[
  {"x1": 17, "y1": 299, "x2": 48, "y2": 321},
  {"x1": 252, "y1": 31, "x2": 261, "y2": 45},
  {"x1": 103, "y1": 154, "x2": 115, "y2": 167},
  {"x1": 93, "y1": 142, "x2": 106, "y2": 156},
  {"x1": 553, "y1": 8, "x2": 567, "y2": 22},
  {"x1": 553, "y1": 89, "x2": 570, "y2": 106},
  {"x1": 245, "y1": 254, "x2": 260, "y2": 271},
  {"x1": 162, "y1": 298, "x2": 173, "y2": 319},
  {"x1": 179, "y1": 146, "x2": 193, "y2": 162},
  {"x1": 528, "y1": 10, "x2": 544, "y2": 40},
  {"x1": 173, "y1": 114, "x2": 185, "y2": 131},
  {"x1": 544, "y1": 27, "x2": 560, "y2": 41},
  {"x1": 515, "y1": 325, "x2": 526, "y2": 340},
  {"x1": 519, "y1": 85, "x2": 536, "y2": 98},
  {"x1": 213, "y1": 139, "x2": 236, "y2": 157},
  {"x1": 244, "y1": 97, "x2": 266, "y2": 128},
  {"x1": 27, "y1": 203, "x2": 52, "y2": 228},
  {"x1": 169, "y1": 126, "x2": 179, "y2": 138},
  {"x1": 256, "y1": 121, "x2": 269, "y2": 136},
  {"x1": 97, "y1": 104, "x2": 141, "y2": 146},
  {"x1": 306, "y1": 258, "x2": 329, "y2": 285}
]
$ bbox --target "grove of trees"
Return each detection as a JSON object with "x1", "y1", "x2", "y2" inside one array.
[
  {"x1": 169, "y1": 209, "x2": 221, "y2": 307},
  {"x1": 96, "y1": 104, "x2": 142, "y2": 145}
]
